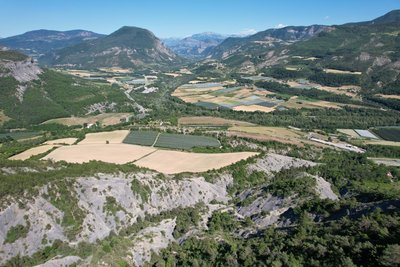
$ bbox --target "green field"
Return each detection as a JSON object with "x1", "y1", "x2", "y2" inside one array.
[
  {"x1": 123, "y1": 131, "x2": 220, "y2": 150},
  {"x1": 0, "y1": 131, "x2": 40, "y2": 140},
  {"x1": 372, "y1": 127, "x2": 400, "y2": 142},
  {"x1": 123, "y1": 131, "x2": 158, "y2": 146},
  {"x1": 155, "y1": 133, "x2": 220, "y2": 150}
]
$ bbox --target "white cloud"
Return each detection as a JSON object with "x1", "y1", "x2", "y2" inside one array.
[
  {"x1": 275, "y1": 23, "x2": 287, "y2": 29},
  {"x1": 237, "y1": 28, "x2": 257, "y2": 36}
]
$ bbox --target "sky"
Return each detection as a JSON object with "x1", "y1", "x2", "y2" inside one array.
[{"x1": 0, "y1": 0, "x2": 399, "y2": 38}]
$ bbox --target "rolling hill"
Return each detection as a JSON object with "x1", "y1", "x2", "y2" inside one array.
[{"x1": 43, "y1": 26, "x2": 181, "y2": 69}]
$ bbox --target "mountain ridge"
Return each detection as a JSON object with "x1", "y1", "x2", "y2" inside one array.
[
  {"x1": 44, "y1": 26, "x2": 180, "y2": 69},
  {"x1": 0, "y1": 29, "x2": 104, "y2": 59}
]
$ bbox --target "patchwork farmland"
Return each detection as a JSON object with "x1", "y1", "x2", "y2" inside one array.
[
  {"x1": 11, "y1": 130, "x2": 252, "y2": 174},
  {"x1": 172, "y1": 82, "x2": 282, "y2": 112}
]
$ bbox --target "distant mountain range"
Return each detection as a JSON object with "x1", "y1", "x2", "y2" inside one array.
[
  {"x1": 163, "y1": 32, "x2": 228, "y2": 58},
  {"x1": 0, "y1": 30, "x2": 104, "y2": 58},
  {"x1": 205, "y1": 25, "x2": 330, "y2": 59},
  {"x1": 0, "y1": 10, "x2": 399, "y2": 77}
]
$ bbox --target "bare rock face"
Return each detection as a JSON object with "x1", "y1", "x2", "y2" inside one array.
[
  {"x1": 248, "y1": 153, "x2": 317, "y2": 174},
  {"x1": 33, "y1": 256, "x2": 82, "y2": 267},
  {"x1": 128, "y1": 219, "x2": 176, "y2": 266},
  {"x1": 0, "y1": 59, "x2": 42, "y2": 102},
  {"x1": 314, "y1": 175, "x2": 339, "y2": 200},
  {"x1": 2, "y1": 59, "x2": 42, "y2": 83},
  {"x1": 238, "y1": 193, "x2": 294, "y2": 228},
  {"x1": 0, "y1": 194, "x2": 67, "y2": 263},
  {"x1": 0, "y1": 172, "x2": 232, "y2": 265}
]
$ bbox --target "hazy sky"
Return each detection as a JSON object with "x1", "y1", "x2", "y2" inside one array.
[{"x1": 1, "y1": 0, "x2": 399, "y2": 38}]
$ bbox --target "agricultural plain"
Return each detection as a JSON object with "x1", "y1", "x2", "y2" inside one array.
[
  {"x1": 8, "y1": 130, "x2": 257, "y2": 174},
  {"x1": 172, "y1": 83, "x2": 281, "y2": 112}
]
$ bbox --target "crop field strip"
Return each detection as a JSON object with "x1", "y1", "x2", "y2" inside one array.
[
  {"x1": 123, "y1": 131, "x2": 220, "y2": 150},
  {"x1": 372, "y1": 127, "x2": 400, "y2": 142},
  {"x1": 154, "y1": 133, "x2": 220, "y2": 150},
  {"x1": 0, "y1": 131, "x2": 40, "y2": 140},
  {"x1": 123, "y1": 131, "x2": 159, "y2": 146}
]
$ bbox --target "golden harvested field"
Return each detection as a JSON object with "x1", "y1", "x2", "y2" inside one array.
[
  {"x1": 376, "y1": 94, "x2": 400, "y2": 100},
  {"x1": 282, "y1": 97, "x2": 342, "y2": 109},
  {"x1": 43, "y1": 113, "x2": 131, "y2": 127},
  {"x1": 42, "y1": 144, "x2": 156, "y2": 164},
  {"x1": 98, "y1": 67, "x2": 131, "y2": 73},
  {"x1": 178, "y1": 116, "x2": 255, "y2": 127},
  {"x1": 79, "y1": 130, "x2": 129, "y2": 144},
  {"x1": 323, "y1": 68, "x2": 362, "y2": 75},
  {"x1": 232, "y1": 105, "x2": 276, "y2": 113},
  {"x1": 9, "y1": 145, "x2": 59, "y2": 160},
  {"x1": 337, "y1": 129, "x2": 360, "y2": 138},
  {"x1": 44, "y1": 138, "x2": 78, "y2": 145},
  {"x1": 134, "y1": 150, "x2": 258, "y2": 174}
]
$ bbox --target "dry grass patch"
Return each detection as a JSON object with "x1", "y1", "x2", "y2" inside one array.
[
  {"x1": 43, "y1": 113, "x2": 131, "y2": 127},
  {"x1": 323, "y1": 69, "x2": 362, "y2": 75},
  {"x1": 376, "y1": 94, "x2": 400, "y2": 100},
  {"x1": 98, "y1": 67, "x2": 131, "y2": 73},
  {"x1": 0, "y1": 110, "x2": 10, "y2": 126},
  {"x1": 79, "y1": 130, "x2": 129, "y2": 144},
  {"x1": 135, "y1": 150, "x2": 258, "y2": 174},
  {"x1": 44, "y1": 138, "x2": 78, "y2": 145},
  {"x1": 43, "y1": 144, "x2": 156, "y2": 164},
  {"x1": 228, "y1": 126, "x2": 304, "y2": 145},
  {"x1": 9, "y1": 145, "x2": 59, "y2": 160},
  {"x1": 232, "y1": 105, "x2": 276, "y2": 113},
  {"x1": 337, "y1": 129, "x2": 360, "y2": 138},
  {"x1": 178, "y1": 116, "x2": 255, "y2": 127},
  {"x1": 282, "y1": 97, "x2": 342, "y2": 109}
]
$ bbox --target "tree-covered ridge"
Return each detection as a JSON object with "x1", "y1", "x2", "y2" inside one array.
[{"x1": 0, "y1": 70, "x2": 133, "y2": 128}]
